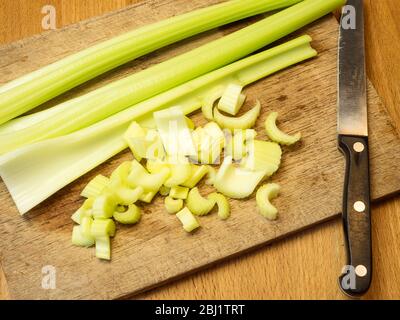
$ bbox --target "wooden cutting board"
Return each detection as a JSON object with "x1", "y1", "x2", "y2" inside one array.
[{"x1": 1, "y1": 0, "x2": 399, "y2": 300}]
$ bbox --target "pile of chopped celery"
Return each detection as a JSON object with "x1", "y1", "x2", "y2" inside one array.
[
  {"x1": 0, "y1": 0, "x2": 346, "y2": 215},
  {"x1": 0, "y1": 0, "x2": 348, "y2": 260},
  {"x1": 72, "y1": 92, "x2": 302, "y2": 259}
]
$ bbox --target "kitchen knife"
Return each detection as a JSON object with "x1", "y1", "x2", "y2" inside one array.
[{"x1": 337, "y1": 0, "x2": 372, "y2": 297}]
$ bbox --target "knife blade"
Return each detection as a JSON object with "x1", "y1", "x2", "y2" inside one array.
[{"x1": 337, "y1": 0, "x2": 372, "y2": 297}]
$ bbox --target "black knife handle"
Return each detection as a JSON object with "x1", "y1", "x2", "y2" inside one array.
[{"x1": 338, "y1": 135, "x2": 372, "y2": 297}]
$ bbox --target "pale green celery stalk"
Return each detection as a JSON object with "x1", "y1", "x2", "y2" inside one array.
[
  {"x1": 0, "y1": 0, "x2": 302, "y2": 125},
  {"x1": 0, "y1": 0, "x2": 345, "y2": 155},
  {"x1": 0, "y1": 36, "x2": 317, "y2": 214},
  {"x1": 0, "y1": 105, "x2": 70, "y2": 135}
]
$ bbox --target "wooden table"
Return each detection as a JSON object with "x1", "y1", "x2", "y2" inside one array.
[{"x1": 0, "y1": 0, "x2": 399, "y2": 300}]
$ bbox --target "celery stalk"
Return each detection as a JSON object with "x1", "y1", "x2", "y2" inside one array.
[
  {"x1": 0, "y1": 0, "x2": 345, "y2": 155},
  {"x1": 0, "y1": 0, "x2": 302, "y2": 126},
  {"x1": 0, "y1": 36, "x2": 317, "y2": 214}
]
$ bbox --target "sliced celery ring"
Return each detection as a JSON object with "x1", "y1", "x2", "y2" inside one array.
[
  {"x1": 264, "y1": 112, "x2": 301, "y2": 145},
  {"x1": 159, "y1": 186, "x2": 171, "y2": 196},
  {"x1": 241, "y1": 140, "x2": 282, "y2": 177},
  {"x1": 80, "y1": 175, "x2": 110, "y2": 199},
  {"x1": 214, "y1": 156, "x2": 265, "y2": 199},
  {"x1": 95, "y1": 236, "x2": 111, "y2": 260},
  {"x1": 71, "y1": 197, "x2": 94, "y2": 224},
  {"x1": 256, "y1": 183, "x2": 280, "y2": 220},
  {"x1": 139, "y1": 191, "x2": 157, "y2": 203},
  {"x1": 72, "y1": 225, "x2": 95, "y2": 247},
  {"x1": 208, "y1": 193, "x2": 230, "y2": 220},
  {"x1": 218, "y1": 83, "x2": 246, "y2": 116},
  {"x1": 201, "y1": 91, "x2": 222, "y2": 121},
  {"x1": 127, "y1": 160, "x2": 170, "y2": 192},
  {"x1": 113, "y1": 204, "x2": 141, "y2": 224},
  {"x1": 165, "y1": 196, "x2": 184, "y2": 214},
  {"x1": 91, "y1": 219, "x2": 116, "y2": 237},
  {"x1": 176, "y1": 207, "x2": 200, "y2": 233},
  {"x1": 92, "y1": 194, "x2": 116, "y2": 219},
  {"x1": 186, "y1": 187, "x2": 216, "y2": 216},
  {"x1": 169, "y1": 186, "x2": 189, "y2": 200},
  {"x1": 163, "y1": 157, "x2": 192, "y2": 188},
  {"x1": 214, "y1": 100, "x2": 261, "y2": 130}
]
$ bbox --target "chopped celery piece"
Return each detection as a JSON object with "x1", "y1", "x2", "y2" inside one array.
[
  {"x1": 95, "y1": 236, "x2": 111, "y2": 260},
  {"x1": 241, "y1": 140, "x2": 282, "y2": 177},
  {"x1": 123, "y1": 122, "x2": 147, "y2": 161},
  {"x1": 225, "y1": 129, "x2": 257, "y2": 161},
  {"x1": 113, "y1": 185, "x2": 144, "y2": 206},
  {"x1": 201, "y1": 91, "x2": 222, "y2": 121},
  {"x1": 176, "y1": 207, "x2": 200, "y2": 233},
  {"x1": 214, "y1": 156, "x2": 265, "y2": 199},
  {"x1": 218, "y1": 84, "x2": 246, "y2": 115},
  {"x1": 265, "y1": 112, "x2": 301, "y2": 145},
  {"x1": 92, "y1": 194, "x2": 116, "y2": 219},
  {"x1": 0, "y1": 0, "x2": 342, "y2": 155},
  {"x1": 256, "y1": 183, "x2": 281, "y2": 220},
  {"x1": 127, "y1": 160, "x2": 170, "y2": 192},
  {"x1": 186, "y1": 187, "x2": 216, "y2": 216},
  {"x1": 72, "y1": 225, "x2": 95, "y2": 247},
  {"x1": 208, "y1": 193, "x2": 230, "y2": 220},
  {"x1": 203, "y1": 122, "x2": 226, "y2": 148},
  {"x1": 154, "y1": 107, "x2": 196, "y2": 156},
  {"x1": 159, "y1": 186, "x2": 171, "y2": 196},
  {"x1": 214, "y1": 100, "x2": 261, "y2": 130},
  {"x1": 191, "y1": 122, "x2": 225, "y2": 164},
  {"x1": 91, "y1": 219, "x2": 116, "y2": 237},
  {"x1": 80, "y1": 216, "x2": 94, "y2": 237},
  {"x1": 0, "y1": 36, "x2": 318, "y2": 214},
  {"x1": 108, "y1": 161, "x2": 144, "y2": 205},
  {"x1": 163, "y1": 157, "x2": 192, "y2": 188},
  {"x1": 110, "y1": 161, "x2": 131, "y2": 184},
  {"x1": 185, "y1": 116, "x2": 195, "y2": 130},
  {"x1": 144, "y1": 130, "x2": 166, "y2": 160},
  {"x1": 169, "y1": 186, "x2": 189, "y2": 200},
  {"x1": 182, "y1": 165, "x2": 209, "y2": 188},
  {"x1": 146, "y1": 158, "x2": 169, "y2": 173},
  {"x1": 139, "y1": 191, "x2": 157, "y2": 203},
  {"x1": 0, "y1": 0, "x2": 299, "y2": 126},
  {"x1": 80, "y1": 175, "x2": 110, "y2": 199},
  {"x1": 205, "y1": 166, "x2": 217, "y2": 186},
  {"x1": 71, "y1": 211, "x2": 84, "y2": 225},
  {"x1": 165, "y1": 196, "x2": 184, "y2": 214},
  {"x1": 124, "y1": 122, "x2": 165, "y2": 160},
  {"x1": 71, "y1": 197, "x2": 94, "y2": 224},
  {"x1": 115, "y1": 205, "x2": 126, "y2": 213},
  {"x1": 113, "y1": 204, "x2": 141, "y2": 224}
]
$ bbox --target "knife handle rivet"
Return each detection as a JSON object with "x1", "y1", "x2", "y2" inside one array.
[
  {"x1": 353, "y1": 201, "x2": 366, "y2": 213},
  {"x1": 353, "y1": 142, "x2": 365, "y2": 153},
  {"x1": 355, "y1": 265, "x2": 368, "y2": 277}
]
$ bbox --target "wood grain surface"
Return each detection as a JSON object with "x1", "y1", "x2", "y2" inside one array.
[{"x1": 0, "y1": 0, "x2": 399, "y2": 300}]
